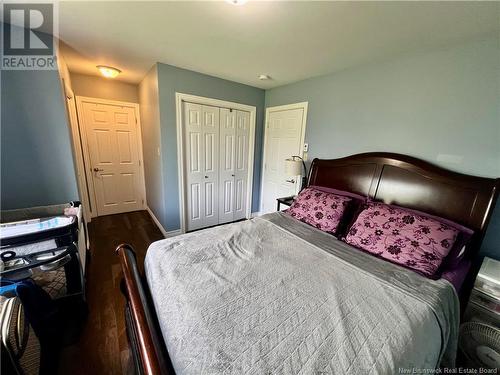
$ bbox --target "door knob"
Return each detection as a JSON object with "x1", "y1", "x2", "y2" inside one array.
[
  {"x1": 231, "y1": 174, "x2": 235, "y2": 177},
  {"x1": 204, "y1": 175, "x2": 208, "y2": 179},
  {"x1": 285, "y1": 179, "x2": 296, "y2": 184},
  {"x1": 93, "y1": 167, "x2": 104, "y2": 172}
]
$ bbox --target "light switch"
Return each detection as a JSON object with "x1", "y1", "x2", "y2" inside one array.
[{"x1": 303, "y1": 143, "x2": 309, "y2": 152}]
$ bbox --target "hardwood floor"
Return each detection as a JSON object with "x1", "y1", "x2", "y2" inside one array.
[{"x1": 58, "y1": 210, "x2": 164, "y2": 375}]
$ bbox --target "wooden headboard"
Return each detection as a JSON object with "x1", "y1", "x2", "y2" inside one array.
[{"x1": 308, "y1": 152, "x2": 500, "y2": 258}]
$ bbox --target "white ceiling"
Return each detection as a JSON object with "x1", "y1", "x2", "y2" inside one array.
[{"x1": 58, "y1": 1, "x2": 500, "y2": 89}]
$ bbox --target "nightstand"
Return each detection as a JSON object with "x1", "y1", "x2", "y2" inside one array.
[
  {"x1": 458, "y1": 257, "x2": 500, "y2": 368},
  {"x1": 276, "y1": 196, "x2": 295, "y2": 211},
  {"x1": 463, "y1": 257, "x2": 500, "y2": 326}
]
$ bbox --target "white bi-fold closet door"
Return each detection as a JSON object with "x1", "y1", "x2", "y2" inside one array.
[
  {"x1": 183, "y1": 102, "x2": 250, "y2": 231},
  {"x1": 219, "y1": 108, "x2": 250, "y2": 225}
]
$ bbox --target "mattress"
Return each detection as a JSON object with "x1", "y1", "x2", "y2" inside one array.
[{"x1": 145, "y1": 212, "x2": 459, "y2": 374}]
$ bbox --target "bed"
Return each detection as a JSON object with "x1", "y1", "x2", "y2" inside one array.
[{"x1": 116, "y1": 152, "x2": 499, "y2": 375}]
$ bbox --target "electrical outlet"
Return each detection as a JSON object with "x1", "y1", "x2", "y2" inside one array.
[{"x1": 303, "y1": 143, "x2": 309, "y2": 152}]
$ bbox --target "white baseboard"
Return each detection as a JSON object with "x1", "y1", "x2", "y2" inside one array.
[
  {"x1": 146, "y1": 207, "x2": 182, "y2": 238},
  {"x1": 146, "y1": 206, "x2": 168, "y2": 237},
  {"x1": 166, "y1": 229, "x2": 182, "y2": 237},
  {"x1": 251, "y1": 211, "x2": 263, "y2": 218}
]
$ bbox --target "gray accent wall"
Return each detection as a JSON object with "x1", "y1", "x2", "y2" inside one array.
[
  {"x1": 265, "y1": 37, "x2": 500, "y2": 259},
  {"x1": 156, "y1": 63, "x2": 265, "y2": 231},
  {"x1": 1, "y1": 69, "x2": 79, "y2": 209}
]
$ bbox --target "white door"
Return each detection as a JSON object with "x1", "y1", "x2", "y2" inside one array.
[
  {"x1": 261, "y1": 104, "x2": 308, "y2": 214},
  {"x1": 218, "y1": 109, "x2": 250, "y2": 224},
  {"x1": 234, "y1": 110, "x2": 250, "y2": 220},
  {"x1": 219, "y1": 108, "x2": 236, "y2": 224},
  {"x1": 184, "y1": 103, "x2": 220, "y2": 231},
  {"x1": 80, "y1": 100, "x2": 144, "y2": 216}
]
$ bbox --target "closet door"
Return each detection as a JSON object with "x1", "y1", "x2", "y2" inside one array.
[
  {"x1": 184, "y1": 103, "x2": 220, "y2": 231},
  {"x1": 233, "y1": 110, "x2": 250, "y2": 221},
  {"x1": 219, "y1": 108, "x2": 236, "y2": 224}
]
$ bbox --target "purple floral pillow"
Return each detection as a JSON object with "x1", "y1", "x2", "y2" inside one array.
[
  {"x1": 344, "y1": 202, "x2": 459, "y2": 277},
  {"x1": 287, "y1": 187, "x2": 352, "y2": 234}
]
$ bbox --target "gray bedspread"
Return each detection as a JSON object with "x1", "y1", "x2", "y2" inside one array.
[{"x1": 145, "y1": 212, "x2": 459, "y2": 375}]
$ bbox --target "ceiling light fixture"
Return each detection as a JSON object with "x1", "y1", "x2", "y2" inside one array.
[
  {"x1": 259, "y1": 74, "x2": 271, "y2": 80},
  {"x1": 225, "y1": 0, "x2": 248, "y2": 5},
  {"x1": 97, "y1": 65, "x2": 121, "y2": 78}
]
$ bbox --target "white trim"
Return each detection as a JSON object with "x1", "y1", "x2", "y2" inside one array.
[
  {"x1": 251, "y1": 211, "x2": 263, "y2": 218},
  {"x1": 146, "y1": 207, "x2": 182, "y2": 238},
  {"x1": 260, "y1": 102, "x2": 309, "y2": 213},
  {"x1": 166, "y1": 229, "x2": 182, "y2": 238},
  {"x1": 75, "y1": 96, "x2": 147, "y2": 217},
  {"x1": 146, "y1": 206, "x2": 167, "y2": 237},
  {"x1": 61, "y1": 80, "x2": 92, "y2": 223},
  {"x1": 175, "y1": 92, "x2": 257, "y2": 234}
]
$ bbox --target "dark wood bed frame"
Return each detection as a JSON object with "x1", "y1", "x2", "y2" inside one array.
[{"x1": 116, "y1": 152, "x2": 500, "y2": 375}]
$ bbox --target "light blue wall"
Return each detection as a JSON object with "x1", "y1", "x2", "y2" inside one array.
[
  {"x1": 1, "y1": 69, "x2": 79, "y2": 209},
  {"x1": 265, "y1": 37, "x2": 500, "y2": 259},
  {"x1": 139, "y1": 65, "x2": 166, "y2": 227},
  {"x1": 156, "y1": 63, "x2": 265, "y2": 231}
]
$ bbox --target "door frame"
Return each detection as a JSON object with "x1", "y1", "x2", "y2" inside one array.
[
  {"x1": 260, "y1": 102, "x2": 308, "y2": 214},
  {"x1": 175, "y1": 92, "x2": 257, "y2": 234},
  {"x1": 75, "y1": 96, "x2": 147, "y2": 218},
  {"x1": 60, "y1": 80, "x2": 93, "y2": 223}
]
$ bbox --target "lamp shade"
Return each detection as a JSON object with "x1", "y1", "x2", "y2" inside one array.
[{"x1": 285, "y1": 158, "x2": 302, "y2": 176}]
